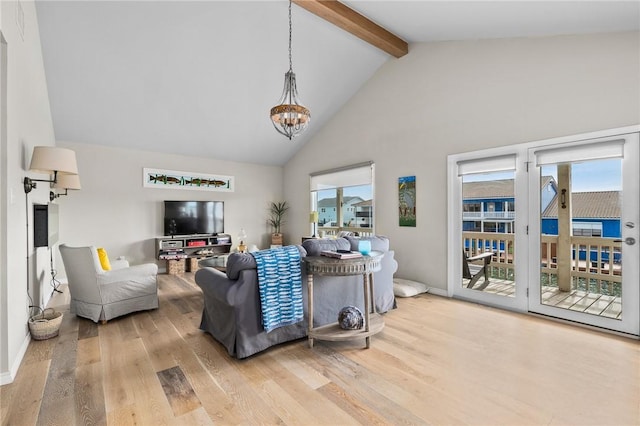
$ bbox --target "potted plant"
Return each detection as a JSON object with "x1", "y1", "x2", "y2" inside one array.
[{"x1": 268, "y1": 201, "x2": 289, "y2": 246}]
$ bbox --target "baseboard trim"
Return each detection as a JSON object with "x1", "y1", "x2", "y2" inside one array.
[
  {"x1": 0, "y1": 332, "x2": 30, "y2": 385},
  {"x1": 425, "y1": 287, "x2": 448, "y2": 297},
  {"x1": 527, "y1": 311, "x2": 640, "y2": 340}
]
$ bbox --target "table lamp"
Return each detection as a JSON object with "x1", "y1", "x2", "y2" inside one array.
[
  {"x1": 238, "y1": 228, "x2": 247, "y2": 253},
  {"x1": 310, "y1": 211, "x2": 318, "y2": 237}
]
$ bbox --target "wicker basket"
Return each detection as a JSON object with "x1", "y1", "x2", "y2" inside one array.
[{"x1": 28, "y1": 308, "x2": 63, "y2": 340}]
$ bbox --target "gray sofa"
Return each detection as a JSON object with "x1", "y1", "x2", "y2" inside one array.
[{"x1": 195, "y1": 236, "x2": 397, "y2": 358}]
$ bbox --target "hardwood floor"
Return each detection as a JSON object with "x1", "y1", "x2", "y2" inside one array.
[{"x1": 2, "y1": 272, "x2": 639, "y2": 425}]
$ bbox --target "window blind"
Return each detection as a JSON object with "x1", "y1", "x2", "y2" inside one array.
[
  {"x1": 535, "y1": 139, "x2": 624, "y2": 166},
  {"x1": 457, "y1": 154, "x2": 516, "y2": 176},
  {"x1": 310, "y1": 162, "x2": 374, "y2": 191}
]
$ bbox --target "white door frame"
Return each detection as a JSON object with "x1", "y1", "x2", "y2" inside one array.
[
  {"x1": 448, "y1": 125, "x2": 640, "y2": 337},
  {"x1": 447, "y1": 146, "x2": 529, "y2": 313},
  {"x1": 527, "y1": 132, "x2": 639, "y2": 336}
]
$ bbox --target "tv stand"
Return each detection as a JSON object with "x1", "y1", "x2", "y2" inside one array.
[{"x1": 156, "y1": 234, "x2": 232, "y2": 272}]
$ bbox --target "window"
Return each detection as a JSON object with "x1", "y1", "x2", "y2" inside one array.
[
  {"x1": 573, "y1": 222, "x2": 603, "y2": 237},
  {"x1": 310, "y1": 162, "x2": 374, "y2": 233},
  {"x1": 463, "y1": 203, "x2": 481, "y2": 212}
]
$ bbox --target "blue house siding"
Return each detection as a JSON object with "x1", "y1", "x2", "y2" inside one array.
[
  {"x1": 541, "y1": 218, "x2": 558, "y2": 236},
  {"x1": 542, "y1": 218, "x2": 620, "y2": 238}
]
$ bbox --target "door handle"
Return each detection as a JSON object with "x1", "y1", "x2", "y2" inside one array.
[{"x1": 614, "y1": 237, "x2": 636, "y2": 245}]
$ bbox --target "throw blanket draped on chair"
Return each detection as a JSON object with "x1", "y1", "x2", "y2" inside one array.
[{"x1": 251, "y1": 246, "x2": 304, "y2": 333}]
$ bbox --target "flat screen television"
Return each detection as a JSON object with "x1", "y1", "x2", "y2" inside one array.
[{"x1": 163, "y1": 201, "x2": 224, "y2": 236}]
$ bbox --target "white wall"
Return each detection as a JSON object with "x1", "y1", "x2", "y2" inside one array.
[
  {"x1": 284, "y1": 32, "x2": 640, "y2": 290},
  {"x1": 1, "y1": 0, "x2": 57, "y2": 384},
  {"x1": 55, "y1": 141, "x2": 284, "y2": 276}
]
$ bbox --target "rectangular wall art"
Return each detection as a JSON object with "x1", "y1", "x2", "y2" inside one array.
[
  {"x1": 398, "y1": 175, "x2": 416, "y2": 227},
  {"x1": 143, "y1": 168, "x2": 234, "y2": 192}
]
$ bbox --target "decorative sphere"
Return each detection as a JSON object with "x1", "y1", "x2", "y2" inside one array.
[{"x1": 338, "y1": 306, "x2": 364, "y2": 330}]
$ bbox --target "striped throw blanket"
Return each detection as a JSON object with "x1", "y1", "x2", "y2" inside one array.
[{"x1": 252, "y1": 246, "x2": 304, "y2": 333}]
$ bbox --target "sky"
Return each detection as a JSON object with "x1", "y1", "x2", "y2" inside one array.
[
  {"x1": 317, "y1": 158, "x2": 623, "y2": 203},
  {"x1": 464, "y1": 158, "x2": 622, "y2": 192}
]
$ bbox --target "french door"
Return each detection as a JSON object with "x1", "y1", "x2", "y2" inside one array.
[
  {"x1": 448, "y1": 152, "x2": 529, "y2": 312},
  {"x1": 449, "y1": 127, "x2": 639, "y2": 336},
  {"x1": 528, "y1": 133, "x2": 639, "y2": 335}
]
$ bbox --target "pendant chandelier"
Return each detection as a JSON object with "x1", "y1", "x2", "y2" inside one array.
[{"x1": 270, "y1": 0, "x2": 310, "y2": 140}]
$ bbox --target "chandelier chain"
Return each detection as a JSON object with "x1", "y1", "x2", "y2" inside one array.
[{"x1": 288, "y1": 0, "x2": 293, "y2": 72}]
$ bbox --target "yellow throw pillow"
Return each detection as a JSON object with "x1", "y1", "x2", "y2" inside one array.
[{"x1": 97, "y1": 247, "x2": 111, "y2": 271}]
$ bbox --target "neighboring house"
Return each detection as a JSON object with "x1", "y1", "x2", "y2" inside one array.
[
  {"x1": 462, "y1": 177, "x2": 557, "y2": 234},
  {"x1": 541, "y1": 191, "x2": 621, "y2": 238},
  {"x1": 462, "y1": 177, "x2": 621, "y2": 238},
  {"x1": 352, "y1": 199, "x2": 373, "y2": 228},
  {"x1": 462, "y1": 178, "x2": 518, "y2": 234},
  {"x1": 317, "y1": 196, "x2": 364, "y2": 226}
]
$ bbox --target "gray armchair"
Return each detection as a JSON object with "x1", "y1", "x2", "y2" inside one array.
[{"x1": 59, "y1": 244, "x2": 158, "y2": 323}]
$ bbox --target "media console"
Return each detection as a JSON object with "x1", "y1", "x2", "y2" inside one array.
[{"x1": 156, "y1": 234, "x2": 232, "y2": 274}]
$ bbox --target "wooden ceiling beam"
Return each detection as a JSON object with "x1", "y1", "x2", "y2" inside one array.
[{"x1": 292, "y1": 0, "x2": 408, "y2": 58}]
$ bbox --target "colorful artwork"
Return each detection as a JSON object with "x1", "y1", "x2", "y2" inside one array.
[
  {"x1": 399, "y1": 176, "x2": 416, "y2": 227},
  {"x1": 143, "y1": 168, "x2": 234, "y2": 192}
]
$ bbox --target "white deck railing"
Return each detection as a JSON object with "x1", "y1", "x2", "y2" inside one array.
[
  {"x1": 463, "y1": 232, "x2": 623, "y2": 295},
  {"x1": 463, "y1": 211, "x2": 516, "y2": 220},
  {"x1": 463, "y1": 231, "x2": 515, "y2": 280},
  {"x1": 540, "y1": 235, "x2": 622, "y2": 294},
  {"x1": 319, "y1": 226, "x2": 374, "y2": 238}
]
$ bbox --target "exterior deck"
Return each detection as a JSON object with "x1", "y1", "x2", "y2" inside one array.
[
  {"x1": 463, "y1": 231, "x2": 624, "y2": 321},
  {"x1": 463, "y1": 277, "x2": 623, "y2": 319}
]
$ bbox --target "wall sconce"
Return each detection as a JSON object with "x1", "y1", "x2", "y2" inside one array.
[
  {"x1": 49, "y1": 174, "x2": 82, "y2": 201},
  {"x1": 23, "y1": 146, "x2": 78, "y2": 194}
]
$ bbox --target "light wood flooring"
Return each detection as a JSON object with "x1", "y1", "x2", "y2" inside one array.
[{"x1": 2, "y1": 273, "x2": 639, "y2": 425}]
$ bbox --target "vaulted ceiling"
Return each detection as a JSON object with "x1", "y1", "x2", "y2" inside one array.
[{"x1": 35, "y1": 1, "x2": 639, "y2": 166}]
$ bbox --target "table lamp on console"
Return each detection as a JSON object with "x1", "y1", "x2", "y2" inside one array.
[
  {"x1": 237, "y1": 228, "x2": 247, "y2": 253},
  {"x1": 310, "y1": 211, "x2": 318, "y2": 238}
]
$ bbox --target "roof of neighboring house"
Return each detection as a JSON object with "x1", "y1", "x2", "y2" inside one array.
[
  {"x1": 463, "y1": 179, "x2": 514, "y2": 199},
  {"x1": 318, "y1": 196, "x2": 363, "y2": 208},
  {"x1": 352, "y1": 199, "x2": 372, "y2": 207},
  {"x1": 540, "y1": 175, "x2": 556, "y2": 191},
  {"x1": 542, "y1": 191, "x2": 621, "y2": 218},
  {"x1": 463, "y1": 176, "x2": 555, "y2": 200}
]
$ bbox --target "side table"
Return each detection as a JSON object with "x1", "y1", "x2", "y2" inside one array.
[{"x1": 303, "y1": 251, "x2": 384, "y2": 349}]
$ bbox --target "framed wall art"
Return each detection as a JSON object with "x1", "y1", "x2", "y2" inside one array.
[
  {"x1": 398, "y1": 175, "x2": 416, "y2": 227},
  {"x1": 143, "y1": 168, "x2": 234, "y2": 192}
]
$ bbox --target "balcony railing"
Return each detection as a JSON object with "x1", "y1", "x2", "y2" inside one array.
[
  {"x1": 320, "y1": 226, "x2": 374, "y2": 237},
  {"x1": 463, "y1": 211, "x2": 516, "y2": 220},
  {"x1": 540, "y1": 235, "x2": 622, "y2": 295},
  {"x1": 463, "y1": 231, "x2": 623, "y2": 296},
  {"x1": 463, "y1": 231, "x2": 515, "y2": 280}
]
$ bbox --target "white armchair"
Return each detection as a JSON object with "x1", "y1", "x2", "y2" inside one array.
[{"x1": 59, "y1": 244, "x2": 159, "y2": 323}]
